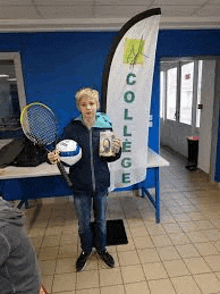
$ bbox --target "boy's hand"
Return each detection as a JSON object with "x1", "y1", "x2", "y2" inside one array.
[
  {"x1": 47, "y1": 150, "x2": 60, "y2": 164},
  {"x1": 112, "y1": 133, "x2": 122, "y2": 154}
]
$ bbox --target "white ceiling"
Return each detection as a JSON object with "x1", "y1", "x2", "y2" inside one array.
[{"x1": 0, "y1": 0, "x2": 219, "y2": 32}]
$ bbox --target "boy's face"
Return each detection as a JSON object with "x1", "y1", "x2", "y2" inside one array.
[{"x1": 79, "y1": 96, "x2": 98, "y2": 123}]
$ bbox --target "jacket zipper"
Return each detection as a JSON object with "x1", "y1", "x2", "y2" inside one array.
[{"x1": 89, "y1": 129, "x2": 96, "y2": 192}]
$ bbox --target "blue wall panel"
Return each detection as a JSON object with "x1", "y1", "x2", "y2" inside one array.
[
  {"x1": 0, "y1": 32, "x2": 117, "y2": 133},
  {"x1": 157, "y1": 30, "x2": 220, "y2": 56}
]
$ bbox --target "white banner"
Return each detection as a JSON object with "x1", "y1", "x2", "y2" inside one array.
[{"x1": 103, "y1": 8, "x2": 161, "y2": 190}]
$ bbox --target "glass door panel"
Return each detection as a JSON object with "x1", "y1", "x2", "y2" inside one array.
[
  {"x1": 167, "y1": 67, "x2": 177, "y2": 121},
  {"x1": 196, "y1": 60, "x2": 203, "y2": 128},
  {"x1": 179, "y1": 62, "x2": 194, "y2": 125},
  {"x1": 160, "y1": 71, "x2": 165, "y2": 119}
]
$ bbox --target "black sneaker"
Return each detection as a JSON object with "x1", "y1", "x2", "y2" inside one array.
[
  {"x1": 76, "y1": 251, "x2": 90, "y2": 272},
  {"x1": 98, "y1": 249, "x2": 115, "y2": 268}
]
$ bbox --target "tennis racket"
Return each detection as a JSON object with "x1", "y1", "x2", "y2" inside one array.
[{"x1": 20, "y1": 102, "x2": 73, "y2": 188}]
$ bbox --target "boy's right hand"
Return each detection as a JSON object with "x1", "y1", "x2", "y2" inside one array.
[{"x1": 47, "y1": 150, "x2": 60, "y2": 164}]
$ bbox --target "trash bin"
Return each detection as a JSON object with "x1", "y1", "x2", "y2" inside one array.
[{"x1": 185, "y1": 136, "x2": 200, "y2": 171}]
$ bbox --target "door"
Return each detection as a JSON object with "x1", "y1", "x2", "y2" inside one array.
[
  {"x1": 160, "y1": 59, "x2": 202, "y2": 158},
  {"x1": 197, "y1": 60, "x2": 216, "y2": 174}
]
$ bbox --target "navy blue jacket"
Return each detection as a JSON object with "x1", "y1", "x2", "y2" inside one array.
[{"x1": 61, "y1": 112, "x2": 121, "y2": 193}]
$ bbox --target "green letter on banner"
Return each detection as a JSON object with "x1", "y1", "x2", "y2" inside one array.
[
  {"x1": 124, "y1": 91, "x2": 135, "y2": 103},
  {"x1": 127, "y1": 73, "x2": 136, "y2": 85},
  {"x1": 122, "y1": 140, "x2": 132, "y2": 152},
  {"x1": 123, "y1": 126, "x2": 132, "y2": 136},
  {"x1": 124, "y1": 109, "x2": 133, "y2": 120},
  {"x1": 121, "y1": 158, "x2": 132, "y2": 168},
  {"x1": 122, "y1": 173, "x2": 131, "y2": 183}
]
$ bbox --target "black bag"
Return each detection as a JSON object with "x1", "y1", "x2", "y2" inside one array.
[
  {"x1": 0, "y1": 136, "x2": 47, "y2": 168},
  {"x1": 12, "y1": 138, "x2": 47, "y2": 167},
  {"x1": 0, "y1": 137, "x2": 26, "y2": 168}
]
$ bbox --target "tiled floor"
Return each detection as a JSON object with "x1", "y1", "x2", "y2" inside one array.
[{"x1": 26, "y1": 145, "x2": 220, "y2": 294}]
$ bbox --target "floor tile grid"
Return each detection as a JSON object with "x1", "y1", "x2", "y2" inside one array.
[
  {"x1": 34, "y1": 197, "x2": 154, "y2": 293},
  {"x1": 31, "y1": 202, "x2": 215, "y2": 294},
  {"x1": 26, "y1": 146, "x2": 220, "y2": 294},
  {"x1": 111, "y1": 196, "x2": 151, "y2": 294},
  {"x1": 118, "y1": 196, "x2": 199, "y2": 294},
  {"x1": 157, "y1": 147, "x2": 220, "y2": 293},
  {"x1": 116, "y1": 153, "x2": 220, "y2": 293},
  {"x1": 28, "y1": 200, "x2": 80, "y2": 293},
  {"x1": 111, "y1": 195, "x2": 208, "y2": 294}
]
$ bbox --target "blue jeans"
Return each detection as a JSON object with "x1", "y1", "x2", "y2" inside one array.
[{"x1": 73, "y1": 189, "x2": 108, "y2": 254}]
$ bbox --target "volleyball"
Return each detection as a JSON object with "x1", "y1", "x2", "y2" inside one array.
[{"x1": 56, "y1": 139, "x2": 82, "y2": 166}]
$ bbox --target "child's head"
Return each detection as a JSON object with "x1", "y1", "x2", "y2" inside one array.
[{"x1": 75, "y1": 87, "x2": 100, "y2": 111}]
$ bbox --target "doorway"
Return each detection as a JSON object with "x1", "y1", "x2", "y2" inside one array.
[{"x1": 160, "y1": 57, "x2": 218, "y2": 177}]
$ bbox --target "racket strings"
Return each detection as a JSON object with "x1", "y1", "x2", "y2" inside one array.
[{"x1": 22, "y1": 104, "x2": 58, "y2": 146}]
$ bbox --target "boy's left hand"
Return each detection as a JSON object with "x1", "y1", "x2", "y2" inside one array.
[{"x1": 112, "y1": 133, "x2": 122, "y2": 154}]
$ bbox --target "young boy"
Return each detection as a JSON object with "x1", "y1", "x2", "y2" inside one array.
[
  {"x1": 48, "y1": 87, "x2": 121, "y2": 271},
  {"x1": 0, "y1": 197, "x2": 41, "y2": 294}
]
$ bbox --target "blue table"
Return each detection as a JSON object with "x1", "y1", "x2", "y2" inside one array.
[{"x1": 141, "y1": 149, "x2": 169, "y2": 223}]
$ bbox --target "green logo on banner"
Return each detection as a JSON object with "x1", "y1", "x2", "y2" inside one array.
[{"x1": 123, "y1": 38, "x2": 145, "y2": 65}]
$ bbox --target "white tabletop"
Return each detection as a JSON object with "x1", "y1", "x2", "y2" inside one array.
[
  {"x1": 0, "y1": 148, "x2": 169, "y2": 180},
  {"x1": 147, "y1": 148, "x2": 170, "y2": 168}
]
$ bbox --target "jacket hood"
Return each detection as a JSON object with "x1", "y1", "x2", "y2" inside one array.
[
  {"x1": 76, "y1": 112, "x2": 113, "y2": 128},
  {"x1": 0, "y1": 197, "x2": 24, "y2": 228}
]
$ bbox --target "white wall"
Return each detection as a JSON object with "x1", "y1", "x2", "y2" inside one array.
[{"x1": 160, "y1": 119, "x2": 193, "y2": 158}]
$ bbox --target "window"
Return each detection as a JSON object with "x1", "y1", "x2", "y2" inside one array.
[
  {"x1": 196, "y1": 60, "x2": 203, "y2": 128},
  {"x1": 179, "y1": 62, "x2": 194, "y2": 125},
  {"x1": 160, "y1": 58, "x2": 203, "y2": 129},
  {"x1": 167, "y1": 67, "x2": 177, "y2": 121},
  {"x1": 160, "y1": 71, "x2": 165, "y2": 119},
  {"x1": 0, "y1": 53, "x2": 26, "y2": 138}
]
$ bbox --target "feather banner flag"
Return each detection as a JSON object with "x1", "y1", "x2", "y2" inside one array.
[{"x1": 102, "y1": 8, "x2": 161, "y2": 191}]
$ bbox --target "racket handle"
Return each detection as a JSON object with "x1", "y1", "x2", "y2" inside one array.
[{"x1": 57, "y1": 161, "x2": 73, "y2": 188}]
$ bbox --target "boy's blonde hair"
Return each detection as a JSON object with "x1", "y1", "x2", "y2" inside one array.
[{"x1": 75, "y1": 87, "x2": 100, "y2": 110}]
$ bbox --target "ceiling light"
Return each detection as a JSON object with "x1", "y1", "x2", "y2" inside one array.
[
  {"x1": 7, "y1": 78, "x2": 17, "y2": 82},
  {"x1": 0, "y1": 74, "x2": 9, "y2": 78}
]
